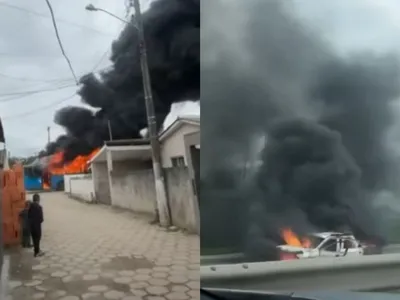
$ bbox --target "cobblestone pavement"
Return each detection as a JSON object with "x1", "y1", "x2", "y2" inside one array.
[{"x1": 4, "y1": 192, "x2": 200, "y2": 300}]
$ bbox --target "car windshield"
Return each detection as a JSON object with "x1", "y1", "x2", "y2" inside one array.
[{"x1": 304, "y1": 235, "x2": 325, "y2": 249}]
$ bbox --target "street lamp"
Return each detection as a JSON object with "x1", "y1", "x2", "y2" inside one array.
[
  {"x1": 85, "y1": 4, "x2": 133, "y2": 26},
  {"x1": 85, "y1": 4, "x2": 97, "y2": 11},
  {"x1": 85, "y1": 2, "x2": 171, "y2": 227}
]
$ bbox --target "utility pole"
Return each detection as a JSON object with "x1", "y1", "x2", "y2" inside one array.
[
  {"x1": 47, "y1": 126, "x2": 51, "y2": 144},
  {"x1": 131, "y1": 0, "x2": 171, "y2": 227},
  {"x1": 107, "y1": 120, "x2": 113, "y2": 141}
]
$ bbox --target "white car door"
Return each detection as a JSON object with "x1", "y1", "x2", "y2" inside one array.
[
  {"x1": 318, "y1": 237, "x2": 340, "y2": 257},
  {"x1": 338, "y1": 238, "x2": 363, "y2": 256}
]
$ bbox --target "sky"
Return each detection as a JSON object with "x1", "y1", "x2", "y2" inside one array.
[
  {"x1": 291, "y1": 0, "x2": 400, "y2": 55},
  {"x1": 0, "y1": 0, "x2": 199, "y2": 157}
]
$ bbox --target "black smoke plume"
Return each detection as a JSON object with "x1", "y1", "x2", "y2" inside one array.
[
  {"x1": 41, "y1": 0, "x2": 199, "y2": 162},
  {"x1": 202, "y1": 0, "x2": 400, "y2": 260}
]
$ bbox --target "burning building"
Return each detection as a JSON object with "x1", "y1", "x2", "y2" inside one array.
[
  {"x1": 202, "y1": 0, "x2": 398, "y2": 260},
  {"x1": 40, "y1": 0, "x2": 200, "y2": 165},
  {"x1": 24, "y1": 150, "x2": 99, "y2": 191}
]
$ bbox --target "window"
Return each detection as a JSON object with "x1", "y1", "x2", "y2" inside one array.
[
  {"x1": 342, "y1": 239, "x2": 357, "y2": 249},
  {"x1": 304, "y1": 235, "x2": 324, "y2": 248},
  {"x1": 322, "y1": 239, "x2": 337, "y2": 252},
  {"x1": 171, "y1": 156, "x2": 185, "y2": 167}
]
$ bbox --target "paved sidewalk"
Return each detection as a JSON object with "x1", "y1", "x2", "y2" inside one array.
[{"x1": 3, "y1": 192, "x2": 199, "y2": 300}]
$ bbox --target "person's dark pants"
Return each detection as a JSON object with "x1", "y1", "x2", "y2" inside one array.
[
  {"x1": 21, "y1": 228, "x2": 31, "y2": 248},
  {"x1": 30, "y1": 225, "x2": 42, "y2": 256}
]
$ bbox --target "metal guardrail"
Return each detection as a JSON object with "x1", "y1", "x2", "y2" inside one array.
[
  {"x1": 201, "y1": 253, "x2": 400, "y2": 291},
  {"x1": 383, "y1": 244, "x2": 400, "y2": 253}
]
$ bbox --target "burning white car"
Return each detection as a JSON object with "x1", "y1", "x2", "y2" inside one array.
[{"x1": 277, "y1": 230, "x2": 364, "y2": 260}]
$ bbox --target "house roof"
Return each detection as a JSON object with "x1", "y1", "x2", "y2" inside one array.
[
  {"x1": 159, "y1": 115, "x2": 200, "y2": 142},
  {"x1": 99, "y1": 115, "x2": 200, "y2": 146},
  {"x1": 105, "y1": 138, "x2": 150, "y2": 147},
  {"x1": 89, "y1": 144, "x2": 152, "y2": 164},
  {"x1": 89, "y1": 114, "x2": 200, "y2": 164}
]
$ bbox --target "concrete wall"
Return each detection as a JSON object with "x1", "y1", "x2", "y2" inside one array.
[
  {"x1": 161, "y1": 123, "x2": 200, "y2": 168},
  {"x1": 110, "y1": 160, "x2": 156, "y2": 216},
  {"x1": 64, "y1": 174, "x2": 95, "y2": 203},
  {"x1": 91, "y1": 162, "x2": 111, "y2": 205},
  {"x1": 165, "y1": 167, "x2": 198, "y2": 233},
  {"x1": 64, "y1": 174, "x2": 88, "y2": 193},
  {"x1": 183, "y1": 131, "x2": 200, "y2": 233}
]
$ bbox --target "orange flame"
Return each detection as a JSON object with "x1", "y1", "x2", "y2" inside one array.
[
  {"x1": 43, "y1": 182, "x2": 50, "y2": 190},
  {"x1": 281, "y1": 228, "x2": 311, "y2": 248},
  {"x1": 48, "y1": 148, "x2": 100, "y2": 175}
]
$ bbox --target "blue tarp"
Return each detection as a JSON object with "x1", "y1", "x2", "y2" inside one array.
[{"x1": 24, "y1": 176, "x2": 42, "y2": 190}]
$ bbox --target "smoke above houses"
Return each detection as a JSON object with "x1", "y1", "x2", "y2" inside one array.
[{"x1": 42, "y1": 0, "x2": 200, "y2": 163}]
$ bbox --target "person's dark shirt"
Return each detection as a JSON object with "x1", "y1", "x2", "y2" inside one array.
[{"x1": 28, "y1": 202, "x2": 43, "y2": 228}]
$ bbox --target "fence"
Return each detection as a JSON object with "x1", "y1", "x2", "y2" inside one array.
[
  {"x1": 165, "y1": 167, "x2": 198, "y2": 232},
  {"x1": 65, "y1": 174, "x2": 95, "y2": 203},
  {"x1": 108, "y1": 164, "x2": 198, "y2": 232}
]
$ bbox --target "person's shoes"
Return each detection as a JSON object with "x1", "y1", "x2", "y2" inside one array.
[{"x1": 37, "y1": 251, "x2": 45, "y2": 257}]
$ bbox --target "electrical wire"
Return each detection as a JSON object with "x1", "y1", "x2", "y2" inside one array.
[
  {"x1": 2, "y1": 93, "x2": 77, "y2": 120},
  {"x1": 0, "y1": 72, "x2": 75, "y2": 83},
  {"x1": 0, "y1": 2, "x2": 123, "y2": 85},
  {"x1": 91, "y1": 49, "x2": 110, "y2": 73},
  {"x1": 0, "y1": 65, "x2": 111, "y2": 84},
  {"x1": 0, "y1": 1, "x2": 113, "y2": 36},
  {"x1": 0, "y1": 6, "x2": 125, "y2": 121},
  {"x1": 0, "y1": 53, "x2": 115, "y2": 113},
  {"x1": 0, "y1": 83, "x2": 76, "y2": 99},
  {"x1": 91, "y1": 23, "x2": 125, "y2": 73},
  {"x1": 44, "y1": 0, "x2": 79, "y2": 85}
]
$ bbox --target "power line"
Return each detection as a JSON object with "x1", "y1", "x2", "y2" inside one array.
[
  {"x1": 44, "y1": 0, "x2": 79, "y2": 85},
  {"x1": 90, "y1": 23, "x2": 125, "y2": 73},
  {"x1": 91, "y1": 49, "x2": 110, "y2": 72},
  {"x1": 2, "y1": 93, "x2": 77, "y2": 120},
  {"x1": 0, "y1": 64, "x2": 111, "y2": 84},
  {"x1": 0, "y1": 72, "x2": 75, "y2": 83},
  {"x1": 0, "y1": 83, "x2": 76, "y2": 99},
  {"x1": 0, "y1": 59, "x2": 113, "y2": 104},
  {"x1": 0, "y1": 1, "x2": 113, "y2": 37},
  {"x1": 0, "y1": 13, "x2": 125, "y2": 120}
]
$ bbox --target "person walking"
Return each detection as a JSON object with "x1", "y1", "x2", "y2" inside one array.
[
  {"x1": 28, "y1": 193, "x2": 44, "y2": 257},
  {"x1": 19, "y1": 201, "x2": 32, "y2": 248}
]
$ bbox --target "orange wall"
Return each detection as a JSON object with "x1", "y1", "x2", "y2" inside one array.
[{"x1": 2, "y1": 163, "x2": 26, "y2": 246}]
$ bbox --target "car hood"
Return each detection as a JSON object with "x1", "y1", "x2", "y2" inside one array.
[{"x1": 277, "y1": 245, "x2": 307, "y2": 252}]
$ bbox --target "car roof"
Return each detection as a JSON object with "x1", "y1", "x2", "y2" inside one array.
[{"x1": 310, "y1": 232, "x2": 354, "y2": 239}]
